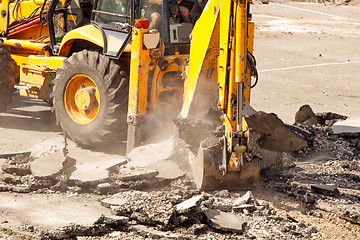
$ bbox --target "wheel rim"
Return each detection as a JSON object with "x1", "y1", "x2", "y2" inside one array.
[{"x1": 64, "y1": 74, "x2": 101, "y2": 125}]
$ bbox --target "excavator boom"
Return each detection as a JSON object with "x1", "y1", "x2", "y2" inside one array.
[
  {"x1": 180, "y1": 0, "x2": 306, "y2": 190},
  {"x1": 179, "y1": 0, "x2": 256, "y2": 190}
]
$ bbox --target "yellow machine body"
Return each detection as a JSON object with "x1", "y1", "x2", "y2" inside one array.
[{"x1": 1, "y1": 0, "x2": 259, "y2": 190}]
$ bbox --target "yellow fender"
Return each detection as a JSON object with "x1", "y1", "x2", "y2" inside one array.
[
  {"x1": 58, "y1": 24, "x2": 131, "y2": 57},
  {"x1": 58, "y1": 25, "x2": 103, "y2": 56}
]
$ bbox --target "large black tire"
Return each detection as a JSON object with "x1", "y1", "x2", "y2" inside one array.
[
  {"x1": 0, "y1": 41, "x2": 16, "y2": 112},
  {"x1": 51, "y1": 50, "x2": 129, "y2": 148}
]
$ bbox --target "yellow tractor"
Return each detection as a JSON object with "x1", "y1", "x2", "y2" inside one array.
[{"x1": 0, "y1": 0, "x2": 305, "y2": 189}]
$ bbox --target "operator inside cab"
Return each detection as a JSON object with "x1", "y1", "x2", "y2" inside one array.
[
  {"x1": 95, "y1": 0, "x2": 204, "y2": 44},
  {"x1": 137, "y1": 0, "x2": 204, "y2": 43},
  {"x1": 144, "y1": 0, "x2": 195, "y2": 29}
]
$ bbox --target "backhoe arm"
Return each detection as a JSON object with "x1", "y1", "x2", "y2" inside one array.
[{"x1": 181, "y1": 0, "x2": 258, "y2": 190}]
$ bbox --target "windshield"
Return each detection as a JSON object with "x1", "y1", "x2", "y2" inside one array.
[{"x1": 94, "y1": 0, "x2": 131, "y2": 25}]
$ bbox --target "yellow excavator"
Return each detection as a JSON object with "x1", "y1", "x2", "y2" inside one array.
[{"x1": 0, "y1": 0, "x2": 305, "y2": 189}]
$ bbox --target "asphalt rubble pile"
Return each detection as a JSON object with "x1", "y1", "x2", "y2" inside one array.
[
  {"x1": 0, "y1": 136, "x2": 187, "y2": 195},
  {"x1": 0, "y1": 152, "x2": 160, "y2": 195},
  {"x1": 0, "y1": 104, "x2": 359, "y2": 239},
  {"x1": 43, "y1": 187, "x2": 320, "y2": 239},
  {"x1": 263, "y1": 104, "x2": 360, "y2": 226}
]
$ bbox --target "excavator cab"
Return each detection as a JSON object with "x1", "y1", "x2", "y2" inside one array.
[
  {"x1": 134, "y1": 0, "x2": 200, "y2": 44},
  {"x1": 92, "y1": 0, "x2": 202, "y2": 46}
]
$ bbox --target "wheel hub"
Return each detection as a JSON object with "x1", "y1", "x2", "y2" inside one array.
[
  {"x1": 64, "y1": 74, "x2": 101, "y2": 125},
  {"x1": 74, "y1": 87, "x2": 97, "y2": 111}
]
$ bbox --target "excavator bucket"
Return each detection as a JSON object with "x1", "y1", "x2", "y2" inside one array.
[
  {"x1": 191, "y1": 136, "x2": 260, "y2": 190},
  {"x1": 179, "y1": 107, "x2": 307, "y2": 191}
]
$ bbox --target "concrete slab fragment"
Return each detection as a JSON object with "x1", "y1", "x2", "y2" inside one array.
[
  {"x1": 69, "y1": 156, "x2": 127, "y2": 183},
  {"x1": 0, "y1": 192, "x2": 111, "y2": 232},
  {"x1": 311, "y1": 184, "x2": 339, "y2": 196},
  {"x1": 331, "y1": 118, "x2": 360, "y2": 134},
  {"x1": 28, "y1": 136, "x2": 65, "y2": 159},
  {"x1": 295, "y1": 105, "x2": 320, "y2": 126},
  {"x1": 204, "y1": 209, "x2": 247, "y2": 233},
  {"x1": 114, "y1": 167, "x2": 158, "y2": 181},
  {"x1": 127, "y1": 138, "x2": 184, "y2": 177},
  {"x1": 127, "y1": 137, "x2": 175, "y2": 167},
  {"x1": 245, "y1": 111, "x2": 307, "y2": 152},
  {"x1": 66, "y1": 144, "x2": 127, "y2": 183},
  {"x1": 99, "y1": 215, "x2": 129, "y2": 226},
  {"x1": 101, "y1": 195, "x2": 128, "y2": 208},
  {"x1": 29, "y1": 151, "x2": 65, "y2": 178},
  {"x1": 127, "y1": 137, "x2": 186, "y2": 180},
  {"x1": 174, "y1": 195, "x2": 203, "y2": 213},
  {"x1": 232, "y1": 204, "x2": 257, "y2": 213},
  {"x1": 28, "y1": 136, "x2": 128, "y2": 183},
  {"x1": 148, "y1": 160, "x2": 185, "y2": 179},
  {"x1": 233, "y1": 191, "x2": 254, "y2": 206}
]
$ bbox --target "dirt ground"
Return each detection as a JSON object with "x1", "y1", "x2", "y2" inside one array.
[
  {"x1": 1, "y1": 0, "x2": 360, "y2": 239},
  {"x1": 251, "y1": 0, "x2": 360, "y2": 123}
]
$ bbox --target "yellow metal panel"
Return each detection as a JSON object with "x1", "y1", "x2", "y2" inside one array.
[
  {"x1": 0, "y1": 0, "x2": 10, "y2": 33},
  {"x1": 8, "y1": 0, "x2": 46, "y2": 25},
  {"x1": 3, "y1": 39, "x2": 49, "y2": 52},
  {"x1": 20, "y1": 65, "x2": 47, "y2": 85},
  {"x1": 217, "y1": 0, "x2": 232, "y2": 110},
  {"x1": 27, "y1": 55, "x2": 65, "y2": 70},
  {"x1": 19, "y1": 65, "x2": 55, "y2": 100},
  {"x1": 128, "y1": 28, "x2": 152, "y2": 115},
  {"x1": 7, "y1": 22, "x2": 48, "y2": 41},
  {"x1": 126, "y1": 28, "x2": 155, "y2": 154},
  {"x1": 15, "y1": 55, "x2": 64, "y2": 100},
  {"x1": 0, "y1": 0, "x2": 46, "y2": 32},
  {"x1": 180, "y1": 0, "x2": 220, "y2": 118},
  {"x1": 10, "y1": 53, "x2": 29, "y2": 67},
  {"x1": 58, "y1": 25, "x2": 103, "y2": 56},
  {"x1": 234, "y1": 1, "x2": 247, "y2": 84}
]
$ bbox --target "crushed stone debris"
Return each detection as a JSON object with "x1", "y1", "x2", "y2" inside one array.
[{"x1": 1, "y1": 104, "x2": 360, "y2": 239}]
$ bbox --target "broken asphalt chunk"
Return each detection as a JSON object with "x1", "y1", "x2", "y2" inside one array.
[
  {"x1": 113, "y1": 166, "x2": 159, "y2": 181},
  {"x1": 69, "y1": 155, "x2": 127, "y2": 184},
  {"x1": 233, "y1": 191, "x2": 254, "y2": 205},
  {"x1": 204, "y1": 209, "x2": 247, "y2": 233},
  {"x1": 103, "y1": 191, "x2": 174, "y2": 226},
  {"x1": 29, "y1": 150, "x2": 65, "y2": 178},
  {"x1": 2, "y1": 162, "x2": 31, "y2": 176},
  {"x1": 233, "y1": 204, "x2": 257, "y2": 213},
  {"x1": 45, "y1": 223, "x2": 109, "y2": 240},
  {"x1": 0, "y1": 151, "x2": 31, "y2": 159},
  {"x1": 245, "y1": 110, "x2": 307, "y2": 152},
  {"x1": 95, "y1": 215, "x2": 129, "y2": 228},
  {"x1": 331, "y1": 117, "x2": 360, "y2": 135},
  {"x1": 174, "y1": 195, "x2": 204, "y2": 214},
  {"x1": 304, "y1": 192, "x2": 316, "y2": 204},
  {"x1": 295, "y1": 105, "x2": 320, "y2": 126},
  {"x1": 311, "y1": 184, "x2": 339, "y2": 196}
]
